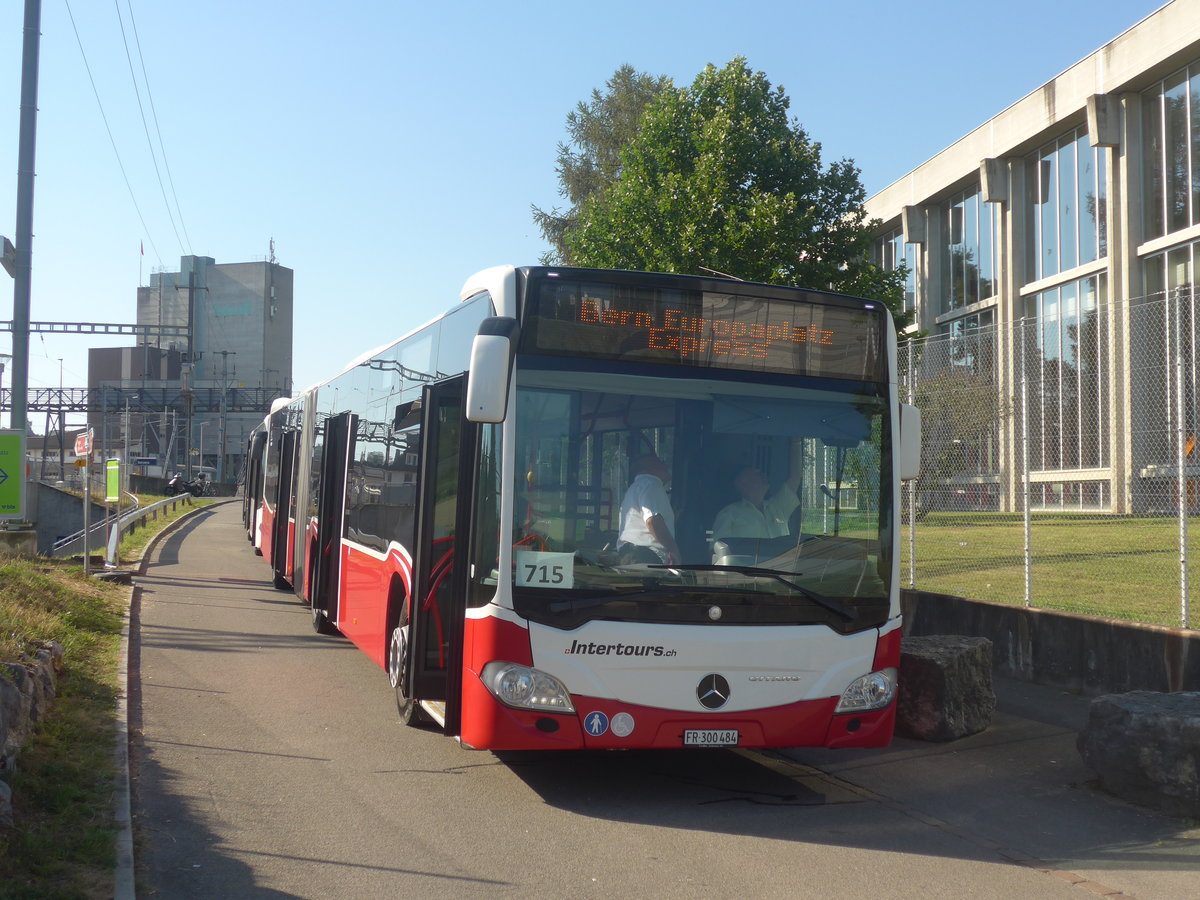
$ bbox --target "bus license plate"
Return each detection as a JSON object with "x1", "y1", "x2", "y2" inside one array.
[{"x1": 684, "y1": 729, "x2": 739, "y2": 747}]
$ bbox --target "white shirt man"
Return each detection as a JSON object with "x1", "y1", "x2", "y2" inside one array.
[
  {"x1": 711, "y1": 467, "x2": 800, "y2": 540},
  {"x1": 618, "y1": 455, "x2": 680, "y2": 564}
]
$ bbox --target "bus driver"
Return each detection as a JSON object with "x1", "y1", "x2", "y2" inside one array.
[{"x1": 711, "y1": 448, "x2": 802, "y2": 541}]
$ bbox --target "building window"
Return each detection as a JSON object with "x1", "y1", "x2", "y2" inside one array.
[
  {"x1": 1142, "y1": 242, "x2": 1200, "y2": 481},
  {"x1": 935, "y1": 310, "x2": 999, "y2": 481},
  {"x1": 939, "y1": 309, "x2": 995, "y2": 373},
  {"x1": 1142, "y1": 61, "x2": 1200, "y2": 241},
  {"x1": 942, "y1": 186, "x2": 997, "y2": 314},
  {"x1": 873, "y1": 227, "x2": 917, "y2": 314},
  {"x1": 1021, "y1": 274, "x2": 1108, "y2": 471},
  {"x1": 1030, "y1": 480, "x2": 1110, "y2": 511},
  {"x1": 1026, "y1": 127, "x2": 1107, "y2": 282}
]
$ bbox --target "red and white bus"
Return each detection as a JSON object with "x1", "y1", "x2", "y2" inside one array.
[{"x1": 245, "y1": 265, "x2": 920, "y2": 751}]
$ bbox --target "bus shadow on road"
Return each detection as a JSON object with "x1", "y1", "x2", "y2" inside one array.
[{"x1": 497, "y1": 740, "x2": 1200, "y2": 873}]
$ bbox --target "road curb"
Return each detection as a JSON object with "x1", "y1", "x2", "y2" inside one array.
[{"x1": 114, "y1": 498, "x2": 235, "y2": 900}]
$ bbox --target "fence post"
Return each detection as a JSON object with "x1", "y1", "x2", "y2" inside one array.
[
  {"x1": 1173, "y1": 287, "x2": 1190, "y2": 628},
  {"x1": 1020, "y1": 318, "x2": 1032, "y2": 607}
]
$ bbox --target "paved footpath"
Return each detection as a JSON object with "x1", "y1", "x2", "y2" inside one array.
[{"x1": 127, "y1": 501, "x2": 1200, "y2": 899}]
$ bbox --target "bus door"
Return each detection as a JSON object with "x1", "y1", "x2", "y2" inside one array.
[
  {"x1": 245, "y1": 430, "x2": 267, "y2": 542},
  {"x1": 311, "y1": 411, "x2": 357, "y2": 630},
  {"x1": 407, "y1": 375, "x2": 477, "y2": 737},
  {"x1": 271, "y1": 429, "x2": 298, "y2": 588}
]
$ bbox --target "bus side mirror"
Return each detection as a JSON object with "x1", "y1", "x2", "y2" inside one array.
[
  {"x1": 899, "y1": 403, "x2": 921, "y2": 480},
  {"x1": 466, "y1": 317, "x2": 519, "y2": 423}
]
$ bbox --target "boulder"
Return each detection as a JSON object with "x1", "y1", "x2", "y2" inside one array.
[
  {"x1": 897, "y1": 635, "x2": 995, "y2": 741},
  {"x1": 1077, "y1": 691, "x2": 1200, "y2": 817},
  {"x1": 0, "y1": 779, "x2": 11, "y2": 828}
]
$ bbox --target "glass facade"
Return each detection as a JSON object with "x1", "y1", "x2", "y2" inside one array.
[
  {"x1": 943, "y1": 186, "x2": 997, "y2": 313},
  {"x1": 1142, "y1": 241, "x2": 1200, "y2": 490},
  {"x1": 874, "y1": 227, "x2": 917, "y2": 314},
  {"x1": 938, "y1": 309, "x2": 995, "y2": 373},
  {"x1": 1026, "y1": 127, "x2": 1107, "y2": 282},
  {"x1": 1143, "y1": 62, "x2": 1200, "y2": 240},
  {"x1": 1021, "y1": 274, "x2": 1108, "y2": 472}
]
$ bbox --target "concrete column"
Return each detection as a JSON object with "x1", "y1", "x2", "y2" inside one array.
[
  {"x1": 921, "y1": 207, "x2": 945, "y2": 335},
  {"x1": 1111, "y1": 91, "x2": 1141, "y2": 515},
  {"x1": 999, "y1": 158, "x2": 1023, "y2": 514}
]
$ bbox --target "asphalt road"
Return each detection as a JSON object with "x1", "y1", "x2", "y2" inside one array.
[{"x1": 129, "y1": 502, "x2": 1200, "y2": 899}]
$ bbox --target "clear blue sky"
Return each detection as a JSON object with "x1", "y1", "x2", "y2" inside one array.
[{"x1": 0, "y1": 0, "x2": 1172, "y2": 417}]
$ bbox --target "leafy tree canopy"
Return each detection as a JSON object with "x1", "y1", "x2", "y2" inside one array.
[
  {"x1": 532, "y1": 65, "x2": 671, "y2": 265},
  {"x1": 561, "y1": 58, "x2": 906, "y2": 316}
]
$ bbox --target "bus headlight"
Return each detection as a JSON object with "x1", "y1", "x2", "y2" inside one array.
[
  {"x1": 480, "y1": 662, "x2": 576, "y2": 714},
  {"x1": 835, "y1": 668, "x2": 897, "y2": 713}
]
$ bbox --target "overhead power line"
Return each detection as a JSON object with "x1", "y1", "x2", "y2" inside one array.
[
  {"x1": 114, "y1": 0, "x2": 191, "y2": 257},
  {"x1": 124, "y1": 0, "x2": 193, "y2": 255},
  {"x1": 64, "y1": 0, "x2": 164, "y2": 268}
]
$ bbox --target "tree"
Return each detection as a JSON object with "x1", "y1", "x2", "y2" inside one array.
[
  {"x1": 532, "y1": 65, "x2": 671, "y2": 265},
  {"x1": 563, "y1": 58, "x2": 906, "y2": 315}
]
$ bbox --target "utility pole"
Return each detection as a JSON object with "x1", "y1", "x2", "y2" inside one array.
[
  {"x1": 56, "y1": 358, "x2": 64, "y2": 476},
  {"x1": 10, "y1": 0, "x2": 41, "y2": 435},
  {"x1": 214, "y1": 351, "x2": 237, "y2": 482},
  {"x1": 181, "y1": 265, "x2": 197, "y2": 482}
]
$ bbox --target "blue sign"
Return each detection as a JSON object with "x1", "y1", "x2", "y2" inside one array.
[
  {"x1": 584, "y1": 711, "x2": 609, "y2": 736},
  {"x1": 133, "y1": 457, "x2": 157, "y2": 466}
]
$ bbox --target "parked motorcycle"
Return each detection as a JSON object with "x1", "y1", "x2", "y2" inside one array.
[{"x1": 166, "y1": 473, "x2": 214, "y2": 497}]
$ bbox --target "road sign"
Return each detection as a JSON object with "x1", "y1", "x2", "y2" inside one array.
[
  {"x1": 74, "y1": 429, "x2": 93, "y2": 457},
  {"x1": 105, "y1": 458, "x2": 121, "y2": 503},
  {"x1": 1, "y1": 236, "x2": 14, "y2": 279},
  {"x1": 0, "y1": 430, "x2": 26, "y2": 518},
  {"x1": 133, "y1": 457, "x2": 157, "y2": 466}
]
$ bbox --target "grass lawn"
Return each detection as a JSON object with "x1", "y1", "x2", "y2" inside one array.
[
  {"x1": 0, "y1": 496, "x2": 207, "y2": 898},
  {"x1": 903, "y1": 512, "x2": 1199, "y2": 628}
]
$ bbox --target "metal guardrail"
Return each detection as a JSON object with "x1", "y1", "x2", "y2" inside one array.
[{"x1": 51, "y1": 494, "x2": 194, "y2": 560}]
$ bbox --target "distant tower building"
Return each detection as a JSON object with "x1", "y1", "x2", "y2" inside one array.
[
  {"x1": 89, "y1": 253, "x2": 294, "y2": 482},
  {"x1": 138, "y1": 254, "x2": 293, "y2": 396}
]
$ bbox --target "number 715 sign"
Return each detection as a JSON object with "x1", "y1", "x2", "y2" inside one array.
[{"x1": 514, "y1": 550, "x2": 575, "y2": 589}]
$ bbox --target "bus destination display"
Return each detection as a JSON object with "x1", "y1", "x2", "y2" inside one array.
[{"x1": 524, "y1": 278, "x2": 886, "y2": 381}]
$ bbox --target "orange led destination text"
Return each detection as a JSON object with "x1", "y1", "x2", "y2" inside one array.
[{"x1": 578, "y1": 299, "x2": 834, "y2": 360}]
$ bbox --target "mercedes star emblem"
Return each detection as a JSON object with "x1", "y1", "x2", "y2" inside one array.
[{"x1": 696, "y1": 673, "x2": 731, "y2": 709}]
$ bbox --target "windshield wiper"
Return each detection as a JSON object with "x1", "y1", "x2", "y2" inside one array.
[{"x1": 648, "y1": 564, "x2": 856, "y2": 622}]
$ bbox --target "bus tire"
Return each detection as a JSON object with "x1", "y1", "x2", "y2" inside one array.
[{"x1": 388, "y1": 608, "x2": 425, "y2": 726}]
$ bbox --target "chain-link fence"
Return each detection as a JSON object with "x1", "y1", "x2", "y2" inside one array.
[{"x1": 901, "y1": 290, "x2": 1199, "y2": 630}]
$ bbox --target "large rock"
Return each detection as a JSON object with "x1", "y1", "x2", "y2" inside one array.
[
  {"x1": 897, "y1": 635, "x2": 995, "y2": 741},
  {"x1": 0, "y1": 643, "x2": 66, "y2": 829},
  {"x1": 1077, "y1": 691, "x2": 1200, "y2": 817}
]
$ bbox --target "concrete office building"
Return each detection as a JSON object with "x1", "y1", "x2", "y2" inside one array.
[
  {"x1": 868, "y1": 0, "x2": 1200, "y2": 514},
  {"x1": 89, "y1": 253, "x2": 293, "y2": 481}
]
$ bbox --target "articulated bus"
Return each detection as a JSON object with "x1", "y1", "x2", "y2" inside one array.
[{"x1": 244, "y1": 265, "x2": 921, "y2": 751}]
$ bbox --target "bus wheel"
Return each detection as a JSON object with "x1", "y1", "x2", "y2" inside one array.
[{"x1": 388, "y1": 613, "x2": 424, "y2": 726}]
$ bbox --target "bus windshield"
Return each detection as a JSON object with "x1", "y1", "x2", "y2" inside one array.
[{"x1": 510, "y1": 364, "x2": 892, "y2": 634}]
